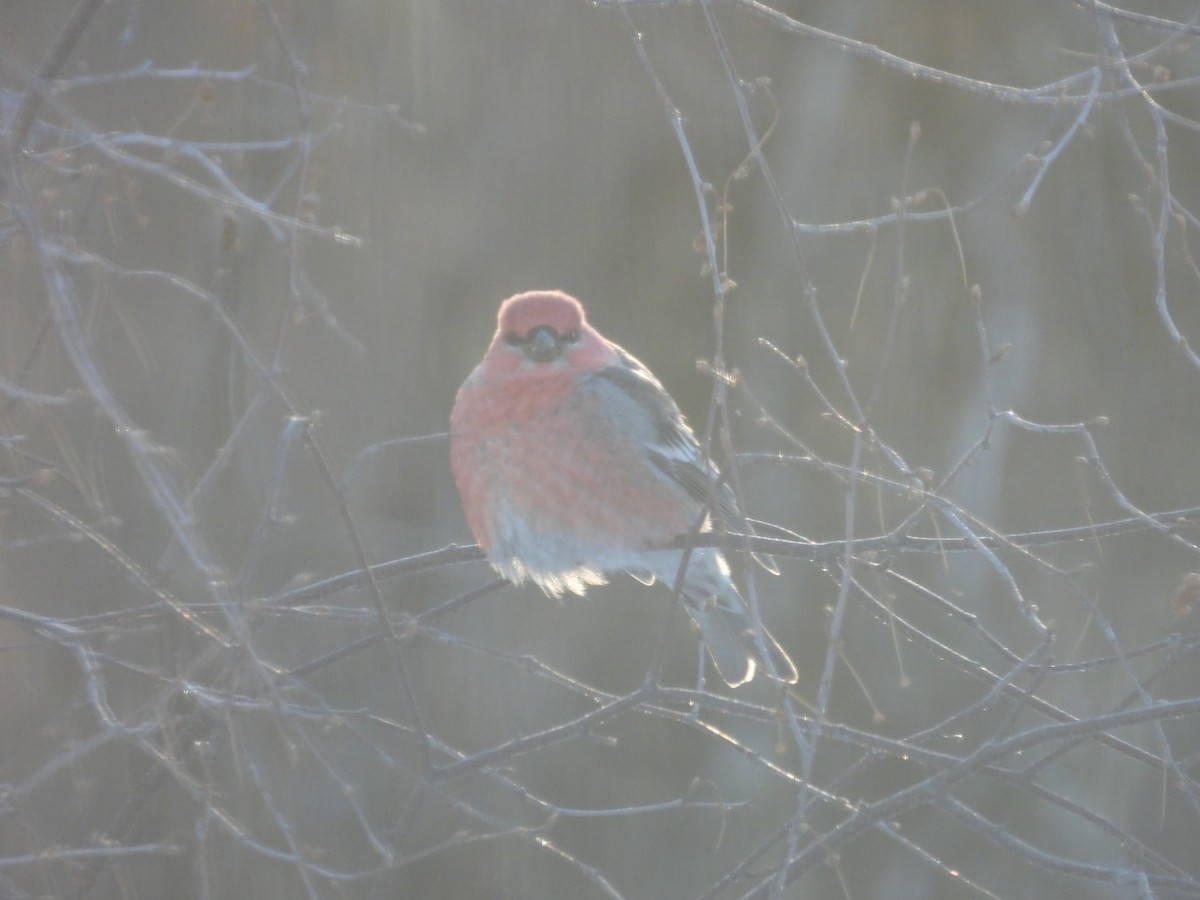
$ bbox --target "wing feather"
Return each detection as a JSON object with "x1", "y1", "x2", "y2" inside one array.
[{"x1": 584, "y1": 351, "x2": 780, "y2": 575}]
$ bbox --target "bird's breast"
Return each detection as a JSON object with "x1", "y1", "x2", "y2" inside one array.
[{"x1": 450, "y1": 371, "x2": 698, "y2": 559}]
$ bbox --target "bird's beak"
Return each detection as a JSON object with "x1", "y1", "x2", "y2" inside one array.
[{"x1": 525, "y1": 326, "x2": 562, "y2": 363}]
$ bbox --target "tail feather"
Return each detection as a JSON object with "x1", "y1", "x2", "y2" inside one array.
[
  {"x1": 684, "y1": 595, "x2": 798, "y2": 688},
  {"x1": 633, "y1": 548, "x2": 798, "y2": 688}
]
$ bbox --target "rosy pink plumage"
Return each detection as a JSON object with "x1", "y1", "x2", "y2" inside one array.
[{"x1": 450, "y1": 290, "x2": 796, "y2": 687}]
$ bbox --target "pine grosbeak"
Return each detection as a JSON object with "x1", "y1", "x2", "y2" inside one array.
[{"x1": 450, "y1": 290, "x2": 797, "y2": 687}]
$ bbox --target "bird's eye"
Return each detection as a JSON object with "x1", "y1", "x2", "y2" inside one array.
[
  {"x1": 503, "y1": 331, "x2": 524, "y2": 347},
  {"x1": 562, "y1": 328, "x2": 580, "y2": 344}
]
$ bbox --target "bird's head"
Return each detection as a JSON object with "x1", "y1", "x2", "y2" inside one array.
[{"x1": 489, "y1": 290, "x2": 615, "y2": 370}]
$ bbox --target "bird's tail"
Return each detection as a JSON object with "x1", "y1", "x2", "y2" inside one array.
[{"x1": 647, "y1": 549, "x2": 798, "y2": 688}]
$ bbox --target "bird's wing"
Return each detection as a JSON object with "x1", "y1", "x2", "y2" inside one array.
[
  {"x1": 585, "y1": 351, "x2": 737, "y2": 525},
  {"x1": 585, "y1": 353, "x2": 779, "y2": 575}
]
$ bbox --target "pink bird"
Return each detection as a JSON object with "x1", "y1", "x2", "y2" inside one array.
[{"x1": 450, "y1": 290, "x2": 797, "y2": 687}]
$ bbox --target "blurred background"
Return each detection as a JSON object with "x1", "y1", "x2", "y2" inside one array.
[{"x1": 2, "y1": 1, "x2": 1199, "y2": 897}]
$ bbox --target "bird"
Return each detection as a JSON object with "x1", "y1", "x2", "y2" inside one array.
[{"x1": 449, "y1": 289, "x2": 797, "y2": 687}]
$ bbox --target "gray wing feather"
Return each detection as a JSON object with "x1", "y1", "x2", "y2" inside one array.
[
  {"x1": 585, "y1": 354, "x2": 735, "y2": 521},
  {"x1": 584, "y1": 350, "x2": 778, "y2": 573}
]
